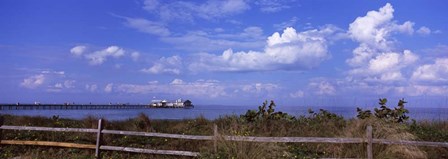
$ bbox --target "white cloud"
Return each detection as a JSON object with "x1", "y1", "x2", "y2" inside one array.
[
  {"x1": 255, "y1": 0, "x2": 295, "y2": 13},
  {"x1": 349, "y1": 50, "x2": 418, "y2": 82},
  {"x1": 346, "y1": 43, "x2": 375, "y2": 67},
  {"x1": 64, "y1": 80, "x2": 76, "y2": 88},
  {"x1": 143, "y1": 0, "x2": 249, "y2": 22},
  {"x1": 411, "y1": 58, "x2": 448, "y2": 83},
  {"x1": 116, "y1": 79, "x2": 227, "y2": 98},
  {"x1": 417, "y1": 26, "x2": 431, "y2": 36},
  {"x1": 289, "y1": 90, "x2": 304, "y2": 98},
  {"x1": 309, "y1": 81, "x2": 335, "y2": 95},
  {"x1": 395, "y1": 85, "x2": 448, "y2": 96},
  {"x1": 203, "y1": 26, "x2": 264, "y2": 41},
  {"x1": 241, "y1": 83, "x2": 278, "y2": 94},
  {"x1": 84, "y1": 46, "x2": 125, "y2": 65},
  {"x1": 189, "y1": 26, "x2": 336, "y2": 72},
  {"x1": 160, "y1": 28, "x2": 265, "y2": 52},
  {"x1": 214, "y1": 28, "x2": 225, "y2": 32},
  {"x1": 143, "y1": 0, "x2": 159, "y2": 11},
  {"x1": 273, "y1": 16, "x2": 298, "y2": 30},
  {"x1": 123, "y1": 17, "x2": 170, "y2": 36},
  {"x1": 368, "y1": 51, "x2": 415, "y2": 74},
  {"x1": 54, "y1": 83, "x2": 63, "y2": 89},
  {"x1": 346, "y1": 3, "x2": 418, "y2": 83},
  {"x1": 141, "y1": 56, "x2": 182, "y2": 75},
  {"x1": 85, "y1": 84, "x2": 98, "y2": 92},
  {"x1": 104, "y1": 83, "x2": 113, "y2": 93},
  {"x1": 20, "y1": 74, "x2": 45, "y2": 89},
  {"x1": 131, "y1": 52, "x2": 140, "y2": 61},
  {"x1": 70, "y1": 45, "x2": 87, "y2": 56},
  {"x1": 41, "y1": 70, "x2": 65, "y2": 75},
  {"x1": 170, "y1": 79, "x2": 185, "y2": 85},
  {"x1": 422, "y1": 44, "x2": 448, "y2": 56},
  {"x1": 348, "y1": 3, "x2": 414, "y2": 50},
  {"x1": 196, "y1": 0, "x2": 250, "y2": 19}
]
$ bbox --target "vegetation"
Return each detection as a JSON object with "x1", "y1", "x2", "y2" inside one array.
[
  {"x1": 1, "y1": 99, "x2": 447, "y2": 158},
  {"x1": 356, "y1": 98, "x2": 410, "y2": 123},
  {"x1": 241, "y1": 100, "x2": 294, "y2": 122}
]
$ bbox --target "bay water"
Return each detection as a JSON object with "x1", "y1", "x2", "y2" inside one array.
[{"x1": 2, "y1": 105, "x2": 447, "y2": 121}]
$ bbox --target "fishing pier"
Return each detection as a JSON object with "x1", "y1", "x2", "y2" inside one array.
[{"x1": 0, "y1": 103, "x2": 151, "y2": 110}]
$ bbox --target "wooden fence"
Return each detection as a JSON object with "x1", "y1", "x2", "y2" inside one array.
[{"x1": 1, "y1": 118, "x2": 447, "y2": 159}]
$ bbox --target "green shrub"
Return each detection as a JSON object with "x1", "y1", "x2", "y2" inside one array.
[
  {"x1": 356, "y1": 98, "x2": 409, "y2": 123},
  {"x1": 241, "y1": 100, "x2": 294, "y2": 122}
]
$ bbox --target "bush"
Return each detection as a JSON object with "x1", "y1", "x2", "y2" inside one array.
[
  {"x1": 356, "y1": 98, "x2": 410, "y2": 123},
  {"x1": 241, "y1": 100, "x2": 294, "y2": 122}
]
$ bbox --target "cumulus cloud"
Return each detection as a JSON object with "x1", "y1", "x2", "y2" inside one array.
[
  {"x1": 84, "y1": 46, "x2": 125, "y2": 65},
  {"x1": 116, "y1": 79, "x2": 227, "y2": 98},
  {"x1": 411, "y1": 58, "x2": 448, "y2": 83},
  {"x1": 348, "y1": 3, "x2": 414, "y2": 49},
  {"x1": 104, "y1": 83, "x2": 113, "y2": 93},
  {"x1": 349, "y1": 50, "x2": 418, "y2": 82},
  {"x1": 417, "y1": 26, "x2": 431, "y2": 36},
  {"x1": 141, "y1": 56, "x2": 183, "y2": 75},
  {"x1": 401, "y1": 85, "x2": 448, "y2": 96},
  {"x1": 20, "y1": 74, "x2": 45, "y2": 89},
  {"x1": 70, "y1": 45, "x2": 87, "y2": 56},
  {"x1": 289, "y1": 90, "x2": 304, "y2": 98},
  {"x1": 241, "y1": 83, "x2": 278, "y2": 94},
  {"x1": 189, "y1": 26, "x2": 337, "y2": 72},
  {"x1": 170, "y1": 79, "x2": 185, "y2": 85},
  {"x1": 115, "y1": 78, "x2": 282, "y2": 98},
  {"x1": 54, "y1": 83, "x2": 63, "y2": 89},
  {"x1": 64, "y1": 80, "x2": 76, "y2": 88},
  {"x1": 143, "y1": 0, "x2": 249, "y2": 22},
  {"x1": 85, "y1": 84, "x2": 98, "y2": 92},
  {"x1": 347, "y1": 3, "x2": 418, "y2": 83},
  {"x1": 309, "y1": 81, "x2": 336, "y2": 95}
]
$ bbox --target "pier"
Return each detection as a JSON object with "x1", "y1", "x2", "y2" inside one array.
[{"x1": 0, "y1": 103, "x2": 151, "y2": 110}]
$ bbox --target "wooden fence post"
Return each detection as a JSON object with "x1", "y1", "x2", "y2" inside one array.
[
  {"x1": 213, "y1": 124, "x2": 218, "y2": 153},
  {"x1": 366, "y1": 125, "x2": 373, "y2": 159},
  {"x1": 95, "y1": 119, "x2": 104, "y2": 159}
]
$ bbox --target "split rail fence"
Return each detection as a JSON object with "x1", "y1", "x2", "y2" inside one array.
[{"x1": 1, "y1": 118, "x2": 447, "y2": 159}]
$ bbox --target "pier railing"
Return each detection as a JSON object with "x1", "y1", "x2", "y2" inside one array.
[
  {"x1": 0, "y1": 104, "x2": 151, "y2": 110},
  {"x1": 1, "y1": 118, "x2": 447, "y2": 159}
]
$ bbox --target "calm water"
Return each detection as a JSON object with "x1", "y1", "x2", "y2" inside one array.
[{"x1": 1, "y1": 105, "x2": 447, "y2": 121}]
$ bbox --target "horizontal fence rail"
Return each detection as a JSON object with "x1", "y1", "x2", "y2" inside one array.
[
  {"x1": 1, "y1": 140, "x2": 96, "y2": 149},
  {"x1": 373, "y1": 139, "x2": 448, "y2": 147},
  {"x1": 0, "y1": 140, "x2": 199, "y2": 157},
  {"x1": 100, "y1": 145, "x2": 200, "y2": 157},
  {"x1": 222, "y1": 136, "x2": 364, "y2": 143},
  {"x1": 102, "y1": 129, "x2": 213, "y2": 140},
  {"x1": 0, "y1": 125, "x2": 97, "y2": 133},
  {"x1": 1, "y1": 119, "x2": 448, "y2": 159}
]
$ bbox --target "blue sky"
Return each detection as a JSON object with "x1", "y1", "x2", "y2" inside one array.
[{"x1": 1, "y1": 0, "x2": 448, "y2": 107}]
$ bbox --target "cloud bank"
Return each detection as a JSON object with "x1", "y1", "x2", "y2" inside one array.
[{"x1": 189, "y1": 26, "x2": 337, "y2": 72}]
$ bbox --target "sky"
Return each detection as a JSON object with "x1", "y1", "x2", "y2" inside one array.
[{"x1": 1, "y1": 0, "x2": 448, "y2": 107}]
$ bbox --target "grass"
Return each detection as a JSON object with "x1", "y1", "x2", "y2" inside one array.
[{"x1": 1, "y1": 111, "x2": 447, "y2": 159}]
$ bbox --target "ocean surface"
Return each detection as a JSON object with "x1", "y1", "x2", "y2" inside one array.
[{"x1": 1, "y1": 105, "x2": 447, "y2": 121}]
